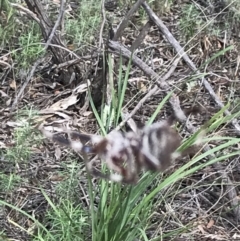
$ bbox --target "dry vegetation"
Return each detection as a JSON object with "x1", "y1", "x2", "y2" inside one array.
[{"x1": 1, "y1": 0, "x2": 240, "y2": 240}]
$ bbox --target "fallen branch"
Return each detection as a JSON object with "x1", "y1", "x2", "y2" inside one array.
[
  {"x1": 24, "y1": 0, "x2": 75, "y2": 85},
  {"x1": 113, "y1": 0, "x2": 145, "y2": 41},
  {"x1": 108, "y1": 40, "x2": 168, "y2": 89},
  {"x1": 142, "y1": 2, "x2": 240, "y2": 221},
  {"x1": 12, "y1": 0, "x2": 67, "y2": 110},
  {"x1": 11, "y1": 57, "x2": 44, "y2": 111},
  {"x1": 115, "y1": 56, "x2": 181, "y2": 131},
  {"x1": 142, "y1": 2, "x2": 240, "y2": 134},
  {"x1": 109, "y1": 40, "x2": 199, "y2": 133}
]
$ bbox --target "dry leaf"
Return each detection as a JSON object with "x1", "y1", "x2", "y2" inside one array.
[
  {"x1": 9, "y1": 79, "x2": 17, "y2": 90},
  {"x1": 73, "y1": 80, "x2": 90, "y2": 94},
  {"x1": 49, "y1": 94, "x2": 79, "y2": 111},
  {"x1": 6, "y1": 98, "x2": 11, "y2": 106},
  {"x1": 50, "y1": 174, "x2": 66, "y2": 181},
  {"x1": 55, "y1": 111, "x2": 71, "y2": 120},
  {"x1": 83, "y1": 111, "x2": 93, "y2": 117},
  {"x1": 0, "y1": 90, "x2": 9, "y2": 97},
  {"x1": 137, "y1": 81, "x2": 147, "y2": 92},
  {"x1": 197, "y1": 224, "x2": 205, "y2": 234},
  {"x1": 52, "y1": 0, "x2": 60, "y2": 5},
  {"x1": 232, "y1": 233, "x2": 240, "y2": 239},
  {"x1": 55, "y1": 147, "x2": 62, "y2": 160},
  {"x1": 207, "y1": 219, "x2": 214, "y2": 229},
  {"x1": 6, "y1": 121, "x2": 23, "y2": 127},
  {"x1": 204, "y1": 234, "x2": 226, "y2": 240}
]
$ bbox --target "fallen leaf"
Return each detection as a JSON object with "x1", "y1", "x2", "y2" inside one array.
[
  {"x1": 83, "y1": 111, "x2": 93, "y2": 117},
  {"x1": 55, "y1": 111, "x2": 71, "y2": 120},
  {"x1": 207, "y1": 219, "x2": 214, "y2": 229},
  {"x1": 49, "y1": 94, "x2": 79, "y2": 111},
  {"x1": 0, "y1": 90, "x2": 9, "y2": 97},
  {"x1": 50, "y1": 174, "x2": 67, "y2": 182},
  {"x1": 73, "y1": 80, "x2": 91, "y2": 94},
  {"x1": 55, "y1": 147, "x2": 62, "y2": 160},
  {"x1": 6, "y1": 121, "x2": 24, "y2": 127},
  {"x1": 197, "y1": 224, "x2": 205, "y2": 234},
  {"x1": 10, "y1": 79, "x2": 17, "y2": 90},
  {"x1": 6, "y1": 98, "x2": 11, "y2": 106}
]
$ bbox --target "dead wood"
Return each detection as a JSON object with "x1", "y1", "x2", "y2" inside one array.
[
  {"x1": 109, "y1": 2, "x2": 240, "y2": 222},
  {"x1": 108, "y1": 40, "x2": 197, "y2": 133},
  {"x1": 129, "y1": 20, "x2": 152, "y2": 53},
  {"x1": 140, "y1": 2, "x2": 240, "y2": 222},
  {"x1": 24, "y1": 0, "x2": 75, "y2": 85},
  {"x1": 122, "y1": 20, "x2": 152, "y2": 66},
  {"x1": 142, "y1": 2, "x2": 240, "y2": 135},
  {"x1": 109, "y1": 40, "x2": 160, "y2": 79},
  {"x1": 113, "y1": 0, "x2": 145, "y2": 41}
]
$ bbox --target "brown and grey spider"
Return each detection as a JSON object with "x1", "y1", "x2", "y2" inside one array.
[{"x1": 39, "y1": 107, "x2": 204, "y2": 184}]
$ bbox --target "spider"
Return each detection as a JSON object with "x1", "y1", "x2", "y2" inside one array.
[{"x1": 39, "y1": 106, "x2": 203, "y2": 184}]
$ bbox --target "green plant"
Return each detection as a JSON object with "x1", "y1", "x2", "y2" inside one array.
[
  {"x1": 180, "y1": 4, "x2": 204, "y2": 42},
  {"x1": 1, "y1": 1, "x2": 45, "y2": 69},
  {"x1": 85, "y1": 55, "x2": 240, "y2": 240},
  {"x1": 5, "y1": 107, "x2": 40, "y2": 163},
  {"x1": 0, "y1": 173, "x2": 22, "y2": 192},
  {"x1": 12, "y1": 22, "x2": 44, "y2": 70},
  {"x1": 2, "y1": 66, "x2": 240, "y2": 241},
  {"x1": 0, "y1": 0, "x2": 16, "y2": 46},
  {"x1": 150, "y1": 0, "x2": 173, "y2": 13},
  {"x1": 38, "y1": 196, "x2": 89, "y2": 241},
  {"x1": 65, "y1": 0, "x2": 101, "y2": 47}
]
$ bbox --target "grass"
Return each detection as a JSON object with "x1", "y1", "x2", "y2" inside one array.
[
  {"x1": 179, "y1": 3, "x2": 205, "y2": 42},
  {"x1": 64, "y1": 0, "x2": 101, "y2": 48},
  {"x1": 150, "y1": 0, "x2": 173, "y2": 13},
  {"x1": 0, "y1": 0, "x2": 16, "y2": 46},
  {"x1": 30, "y1": 107, "x2": 240, "y2": 241},
  {"x1": 13, "y1": 22, "x2": 44, "y2": 70},
  {"x1": 0, "y1": 173, "x2": 23, "y2": 193},
  {"x1": 1, "y1": 58, "x2": 240, "y2": 240},
  {"x1": 0, "y1": 108, "x2": 40, "y2": 222},
  {"x1": 179, "y1": 0, "x2": 240, "y2": 43},
  {"x1": 0, "y1": 0, "x2": 101, "y2": 74},
  {"x1": 4, "y1": 108, "x2": 40, "y2": 163},
  {"x1": 0, "y1": 1, "x2": 44, "y2": 72}
]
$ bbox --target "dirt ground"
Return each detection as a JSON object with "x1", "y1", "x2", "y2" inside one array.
[{"x1": 1, "y1": 0, "x2": 240, "y2": 240}]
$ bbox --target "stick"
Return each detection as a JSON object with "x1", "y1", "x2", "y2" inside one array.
[{"x1": 142, "y1": 2, "x2": 240, "y2": 134}]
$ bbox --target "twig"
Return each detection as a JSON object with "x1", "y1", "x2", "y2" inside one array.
[
  {"x1": 0, "y1": 60, "x2": 12, "y2": 69},
  {"x1": 225, "y1": 175, "x2": 240, "y2": 220},
  {"x1": 142, "y1": 2, "x2": 240, "y2": 134},
  {"x1": 44, "y1": 0, "x2": 66, "y2": 51},
  {"x1": 129, "y1": 20, "x2": 152, "y2": 53},
  {"x1": 123, "y1": 20, "x2": 152, "y2": 66},
  {"x1": 99, "y1": 0, "x2": 107, "y2": 49},
  {"x1": 113, "y1": 0, "x2": 145, "y2": 41},
  {"x1": 109, "y1": 41, "x2": 161, "y2": 80},
  {"x1": 115, "y1": 86, "x2": 158, "y2": 131},
  {"x1": 10, "y1": 3, "x2": 40, "y2": 24},
  {"x1": 11, "y1": 0, "x2": 66, "y2": 110},
  {"x1": 11, "y1": 57, "x2": 44, "y2": 110},
  {"x1": 142, "y1": 2, "x2": 240, "y2": 221},
  {"x1": 115, "y1": 57, "x2": 182, "y2": 131}
]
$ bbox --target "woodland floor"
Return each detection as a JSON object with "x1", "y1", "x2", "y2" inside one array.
[{"x1": 1, "y1": 0, "x2": 240, "y2": 240}]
